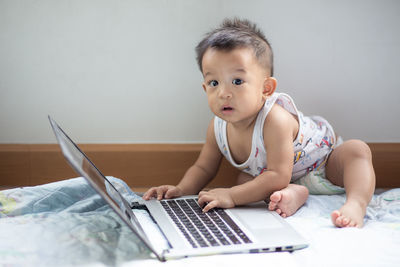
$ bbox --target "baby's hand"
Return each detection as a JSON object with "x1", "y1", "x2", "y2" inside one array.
[
  {"x1": 198, "y1": 188, "x2": 235, "y2": 212},
  {"x1": 142, "y1": 185, "x2": 183, "y2": 201}
]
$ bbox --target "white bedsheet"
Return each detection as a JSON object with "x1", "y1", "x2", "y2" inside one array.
[
  {"x1": 1, "y1": 177, "x2": 399, "y2": 267},
  {"x1": 288, "y1": 192, "x2": 400, "y2": 267},
  {"x1": 129, "y1": 190, "x2": 400, "y2": 267}
]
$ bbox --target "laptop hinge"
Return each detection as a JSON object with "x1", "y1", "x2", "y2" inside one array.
[{"x1": 131, "y1": 201, "x2": 148, "y2": 211}]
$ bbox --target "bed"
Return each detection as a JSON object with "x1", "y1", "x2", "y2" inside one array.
[{"x1": 1, "y1": 176, "x2": 399, "y2": 267}]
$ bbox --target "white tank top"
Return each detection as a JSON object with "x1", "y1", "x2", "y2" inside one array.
[{"x1": 214, "y1": 92, "x2": 337, "y2": 181}]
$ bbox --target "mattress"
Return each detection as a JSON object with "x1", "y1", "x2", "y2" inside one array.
[{"x1": 0, "y1": 177, "x2": 399, "y2": 266}]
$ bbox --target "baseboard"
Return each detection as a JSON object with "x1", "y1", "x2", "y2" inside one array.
[{"x1": 0, "y1": 143, "x2": 399, "y2": 189}]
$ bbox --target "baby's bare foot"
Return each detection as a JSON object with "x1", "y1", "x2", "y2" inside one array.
[
  {"x1": 331, "y1": 200, "x2": 366, "y2": 228},
  {"x1": 268, "y1": 184, "x2": 309, "y2": 217}
]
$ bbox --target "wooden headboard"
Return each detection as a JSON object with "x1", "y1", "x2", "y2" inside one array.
[{"x1": 0, "y1": 143, "x2": 399, "y2": 190}]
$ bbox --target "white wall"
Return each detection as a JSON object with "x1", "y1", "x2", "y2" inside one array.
[{"x1": 1, "y1": 0, "x2": 399, "y2": 143}]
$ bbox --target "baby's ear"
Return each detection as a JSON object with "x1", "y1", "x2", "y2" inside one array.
[{"x1": 263, "y1": 77, "x2": 277, "y2": 98}]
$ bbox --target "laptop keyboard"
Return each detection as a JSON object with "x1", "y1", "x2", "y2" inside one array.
[{"x1": 160, "y1": 198, "x2": 252, "y2": 248}]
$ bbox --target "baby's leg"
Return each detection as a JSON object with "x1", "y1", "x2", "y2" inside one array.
[
  {"x1": 268, "y1": 184, "x2": 309, "y2": 217},
  {"x1": 325, "y1": 140, "x2": 375, "y2": 227}
]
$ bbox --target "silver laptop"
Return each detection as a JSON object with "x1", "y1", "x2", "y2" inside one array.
[{"x1": 48, "y1": 116, "x2": 308, "y2": 261}]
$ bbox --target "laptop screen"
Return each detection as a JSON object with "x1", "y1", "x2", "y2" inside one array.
[{"x1": 48, "y1": 116, "x2": 154, "y2": 252}]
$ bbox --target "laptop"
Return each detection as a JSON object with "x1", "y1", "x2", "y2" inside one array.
[{"x1": 48, "y1": 116, "x2": 308, "y2": 261}]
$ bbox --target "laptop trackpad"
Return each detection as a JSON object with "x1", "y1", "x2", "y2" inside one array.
[
  {"x1": 230, "y1": 202, "x2": 284, "y2": 230},
  {"x1": 237, "y1": 209, "x2": 283, "y2": 229}
]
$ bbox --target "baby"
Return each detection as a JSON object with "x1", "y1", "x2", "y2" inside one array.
[{"x1": 143, "y1": 18, "x2": 376, "y2": 228}]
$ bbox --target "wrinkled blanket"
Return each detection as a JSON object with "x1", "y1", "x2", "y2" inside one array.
[{"x1": 0, "y1": 177, "x2": 150, "y2": 266}]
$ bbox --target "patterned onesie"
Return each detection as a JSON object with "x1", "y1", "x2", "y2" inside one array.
[{"x1": 214, "y1": 92, "x2": 345, "y2": 194}]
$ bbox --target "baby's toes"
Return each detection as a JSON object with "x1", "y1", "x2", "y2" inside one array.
[
  {"x1": 268, "y1": 201, "x2": 276, "y2": 211},
  {"x1": 331, "y1": 210, "x2": 341, "y2": 226},
  {"x1": 268, "y1": 201, "x2": 278, "y2": 213},
  {"x1": 269, "y1": 191, "x2": 282, "y2": 203},
  {"x1": 332, "y1": 213, "x2": 348, "y2": 227}
]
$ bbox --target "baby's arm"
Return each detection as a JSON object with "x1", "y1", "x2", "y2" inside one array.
[
  {"x1": 199, "y1": 105, "x2": 296, "y2": 211},
  {"x1": 142, "y1": 119, "x2": 222, "y2": 200}
]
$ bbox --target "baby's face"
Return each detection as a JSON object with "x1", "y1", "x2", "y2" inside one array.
[{"x1": 201, "y1": 47, "x2": 271, "y2": 125}]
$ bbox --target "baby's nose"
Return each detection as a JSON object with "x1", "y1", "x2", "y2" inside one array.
[{"x1": 218, "y1": 85, "x2": 233, "y2": 98}]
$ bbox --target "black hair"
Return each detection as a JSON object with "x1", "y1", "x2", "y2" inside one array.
[{"x1": 195, "y1": 18, "x2": 274, "y2": 76}]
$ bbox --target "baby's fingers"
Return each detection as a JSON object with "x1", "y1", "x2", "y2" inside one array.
[
  {"x1": 202, "y1": 200, "x2": 219, "y2": 213},
  {"x1": 197, "y1": 191, "x2": 209, "y2": 206},
  {"x1": 156, "y1": 186, "x2": 168, "y2": 200},
  {"x1": 164, "y1": 187, "x2": 181, "y2": 199},
  {"x1": 198, "y1": 192, "x2": 217, "y2": 212},
  {"x1": 142, "y1": 187, "x2": 158, "y2": 200}
]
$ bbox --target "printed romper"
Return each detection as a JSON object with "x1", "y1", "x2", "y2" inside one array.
[{"x1": 214, "y1": 92, "x2": 345, "y2": 194}]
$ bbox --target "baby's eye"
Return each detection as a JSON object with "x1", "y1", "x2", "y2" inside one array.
[
  {"x1": 232, "y1": 79, "x2": 243, "y2": 85},
  {"x1": 208, "y1": 80, "x2": 219, "y2": 87}
]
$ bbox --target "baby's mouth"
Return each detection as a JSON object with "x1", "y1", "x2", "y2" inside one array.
[{"x1": 222, "y1": 106, "x2": 234, "y2": 113}]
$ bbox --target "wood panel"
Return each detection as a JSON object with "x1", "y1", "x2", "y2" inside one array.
[
  {"x1": 368, "y1": 143, "x2": 400, "y2": 188},
  {"x1": 0, "y1": 145, "x2": 31, "y2": 186},
  {"x1": 0, "y1": 143, "x2": 398, "y2": 189}
]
